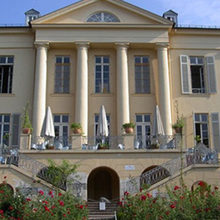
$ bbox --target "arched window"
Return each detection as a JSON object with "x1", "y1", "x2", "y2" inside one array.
[{"x1": 87, "y1": 12, "x2": 120, "y2": 22}]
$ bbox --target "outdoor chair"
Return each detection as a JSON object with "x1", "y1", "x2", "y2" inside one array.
[{"x1": 118, "y1": 144, "x2": 125, "y2": 150}]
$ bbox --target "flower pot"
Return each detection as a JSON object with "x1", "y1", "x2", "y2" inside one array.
[
  {"x1": 125, "y1": 127, "x2": 134, "y2": 134},
  {"x1": 72, "y1": 128, "x2": 82, "y2": 134},
  {"x1": 174, "y1": 127, "x2": 182, "y2": 134},
  {"x1": 22, "y1": 128, "x2": 31, "y2": 134}
]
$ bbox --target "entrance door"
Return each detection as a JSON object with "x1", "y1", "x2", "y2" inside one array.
[{"x1": 88, "y1": 167, "x2": 119, "y2": 201}]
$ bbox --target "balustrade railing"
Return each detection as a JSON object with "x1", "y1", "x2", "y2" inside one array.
[{"x1": 122, "y1": 143, "x2": 218, "y2": 194}]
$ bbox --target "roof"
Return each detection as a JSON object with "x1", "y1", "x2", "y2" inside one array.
[{"x1": 25, "y1": 9, "x2": 40, "y2": 15}]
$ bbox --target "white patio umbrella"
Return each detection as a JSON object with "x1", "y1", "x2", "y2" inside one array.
[
  {"x1": 152, "y1": 105, "x2": 165, "y2": 137},
  {"x1": 97, "y1": 105, "x2": 109, "y2": 144},
  {"x1": 41, "y1": 106, "x2": 55, "y2": 138}
]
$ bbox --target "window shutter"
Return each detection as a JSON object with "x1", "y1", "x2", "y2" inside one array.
[
  {"x1": 11, "y1": 114, "x2": 20, "y2": 147},
  {"x1": 180, "y1": 55, "x2": 191, "y2": 94},
  {"x1": 206, "y1": 56, "x2": 217, "y2": 93},
  {"x1": 211, "y1": 113, "x2": 220, "y2": 152}
]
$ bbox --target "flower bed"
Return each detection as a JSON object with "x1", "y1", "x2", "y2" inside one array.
[
  {"x1": 0, "y1": 177, "x2": 88, "y2": 220},
  {"x1": 117, "y1": 182, "x2": 220, "y2": 220}
]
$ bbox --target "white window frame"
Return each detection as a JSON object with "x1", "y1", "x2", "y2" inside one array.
[
  {"x1": 190, "y1": 56, "x2": 206, "y2": 93},
  {"x1": 0, "y1": 114, "x2": 10, "y2": 146},
  {"x1": 0, "y1": 56, "x2": 14, "y2": 94},
  {"x1": 87, "y1": 12, "x2": 120, "y2": 22},
  {"x1": 95, "y1": 56, "x2": 110, "y2": 93},
  {"x1": 54, "y1": 114, "x2": 69, "y2": 146},
  {"x1": 135, "y1": 114, "x2": 151, "y2": 148},
  {"x1": 54, "y1": 56, "x2": 70, "y2": 94},
  {"x1": 194, "y1": 113, "x2": 209, "y2": 147},
  {"x1": 135, "y1": 56, "x2": 150, "y2": 94}
]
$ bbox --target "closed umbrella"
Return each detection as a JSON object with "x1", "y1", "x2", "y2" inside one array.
[
  {"x1": 152, "y1": 105, "x2": 165, "y2": 136},
  {"x1": 97, "y1": 105, "x2": 109, "y2": 144},
  {"x1": 41, "y1": 106, "x2": 55, "y2": 138}
]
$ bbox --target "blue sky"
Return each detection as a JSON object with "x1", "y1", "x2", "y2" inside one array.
[{"x1": 1, "y1": 0, "x2": 220, "y2": 26}]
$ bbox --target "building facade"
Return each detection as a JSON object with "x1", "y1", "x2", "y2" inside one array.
[{"x1": 0, "y1": 0, "x2": 220, "y2": 201}]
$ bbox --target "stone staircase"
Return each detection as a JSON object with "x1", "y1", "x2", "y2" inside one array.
[{"x1": 88, "y1": 201, "x2": 118, "y2": 220}]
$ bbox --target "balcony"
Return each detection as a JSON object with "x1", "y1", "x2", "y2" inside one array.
[{"x1": 17, "y1": 134, "x2": 183, "y2": 152}]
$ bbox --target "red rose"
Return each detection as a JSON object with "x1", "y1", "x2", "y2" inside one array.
[
  {"x1": 124, "y1": 191, "x2": 129, "y2": 196},
  {"x1": 63, "y1": 214, "x2": 66, "y2": 217},
  {"x1": 174, "y1": 185, "x2": 180, "y2": 191},
  {"x1": 58, "y1": 192, "x2": 62, "y2": 196},
  {"x1": 48, "y1": 191, "x2": 53, "y2": 195},
  {"x1": 3, "y1": 176, "x2": 7, "y2": 179},
  {"x1": 44, "y1": 206, "x2": 50, "y2": 212},
  {"x1": 141, "y1": 195, "x2": 146, "y2": 201},
  {"x1": 0, "y1": 210, "x2": 4, "y2": 214},
  {"x1": 51, "y1": 205, "x2": 55, "y2": 209},
  {"x1": 165, "y1": 211, "x2": 170, "y2": 216},
  {"x1": 39, "y1": 190, "x2": 44, "y2": 195},
  {"x1": 9, "y1": 206, "x2": 13, "y2": 210},
  {"x1": 170, "y1": 204, "x2": 176, "y2": 209},
  {"x1": 79, "y1": 205, "x2": 84, "y2": 209},
  {"x1": 26, "y1": 198, "x2": 31, "y2": 202},
  {"x1": 215, "y1": 186, "x2": 219, "y2": 190},
  {"x1": 198, "y1": 181, "x2": 205, "y2": 187},
  {"x1": 59, "y1": 201, "x2": 64, "y2": 206},
  {"x1": 147, "y1": 193, "x2": 152, "y2": 198}
]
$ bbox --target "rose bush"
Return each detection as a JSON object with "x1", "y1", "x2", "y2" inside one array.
[
  {"x1": 117, "y1": 183, "x2": 220, "y2": 220},
  {"x1": 0, "y1": 177, "x2": 88, "y2": 220}
]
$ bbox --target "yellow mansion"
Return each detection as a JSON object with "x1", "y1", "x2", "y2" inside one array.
[{"x1": 0, "y1": 0, "x2": 220, "y2": 206}]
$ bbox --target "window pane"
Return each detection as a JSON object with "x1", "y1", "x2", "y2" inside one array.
[
  {"x1": 201, "y1": 114, "x2": 208, "y2": 122},
  {"x1": 135, "y1": 57, "x2": 141, "y2": 64},
  {"x1": 62, "y1": 115, "x2": 69, "y2": 123},
  {"x1": 143, "y1": 57, "x2": 149, "y2": 63},
  {"x1": 54, "y1": 126, "x2": 60, "y2": 136},
  {"x1": 56, "y1": 57, "x2": 62, "y2": 63},
  {"x1": 136, "y1": 115, "x2": 142, "y2": 122},
  {"x1": 0, "y1": 115, "x2": 2, "y2": 122},
  {"x1": 64, "y1": 57, "x2": 70, "y2": 63},
  {"x1": 144, "y1": 115, "x2": 150, "y2": 122},
  {"x1": 103, "y1": 57, "x2": 109, "y2": 63},
  {"x1": 0, "y1": 57, "x2": 6, "y2": 63},
  {"x1": 4, "y1": 115, "x2": 10, "y2": 123},
  {"x1": 96, "y1": 57, "x2": 101, "y2": 63},
  {"x1": 190, "y1": 57, "x2": 196, "y2": 64},
  {"x1": 198, "y1": 57, "x2": 203, "y2": 64},
  {"x1": 8, "y1": 57, "x2": 14, "y2": 63},
  {"x1": 54, "y1": 115, "x2": 60, "y2": 123},
  {"x1": 95, "y1": 115, "x2": 99, "y2": 122},
  {"x1": 194, "y1": 114, "x2": 200, "y2": 122}
]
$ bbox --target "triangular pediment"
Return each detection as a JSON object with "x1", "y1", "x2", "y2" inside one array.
[{"x1": 32, "y1": 0, "x2": 172, "y2": 26}]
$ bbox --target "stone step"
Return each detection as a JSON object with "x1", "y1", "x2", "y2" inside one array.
[{"x1": 88, "y1": 214, "x2": 115, "y2": 220}]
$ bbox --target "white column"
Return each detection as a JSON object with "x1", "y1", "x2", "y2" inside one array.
[
  {"x1": 157, "y1": 43, "x2": 172, "y2": 135},
  {"x1": 75, "y1": 42, "x2": 89, "y2": 137},
  {"x1": 33, "y1": 42, "x2": 49, "y2": 138},
  {"x1": 116, "y1": 43, "x2": 130, "y2": 135}
]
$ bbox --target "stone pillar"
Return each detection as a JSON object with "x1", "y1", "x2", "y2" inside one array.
[
  {"x1": 71, "y1": 134, "x2": 84, "y2": 150},
  {"x1": 75, "y1": 42, "x2": 89, "y2": 137},
  {"x1": 33, "y1": 42, "x2": 49, "y2": 138},
  {"x1": 116, "y1": 43, "x2": 130, "y2": 135},
  {"x1": 122, "y1": 134, "x2": 134, "y2": 150},
  {"x1": 20, "y1": 134, "x2": 32, "y2": 150},
  {"x1": 156, "y1": 43, "x2": 172, "y2": 135}
]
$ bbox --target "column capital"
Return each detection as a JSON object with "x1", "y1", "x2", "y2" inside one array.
[
  {"x1": 156, "y1": 42, "x2": 169, "y2": 49},
  {"x1": 75, "y1": 41, "x2": 90, "y2": 48},
  {"x1": 34, "y1": 41, "x2": 49, "y2": 49},
  {"x1": 115, "y1": 42, "x2": 130, "y2": 49}
]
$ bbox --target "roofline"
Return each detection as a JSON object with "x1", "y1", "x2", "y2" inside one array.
[
  {"x1": 174, "y1": 27, "x2": 220, "y2": 31},
  {"x1": 32, "y1": 0, "x2": 172, "y2": 25}
]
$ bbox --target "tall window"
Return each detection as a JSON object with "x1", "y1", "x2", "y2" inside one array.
[
  {"x1": 54, "y1": 115, "x2": 69, "y2": 146},
  {"x1": 87, "y1": 12, "x2": 120, "y2": 22},
  {"x1": 0, "y1": 56, "x2": 14, "y2": 93},
  {"x1": 95, "y1": 56, "x2": 110, "y2": 93},
  {"x1": 0, "y1": 114, "x2": 10, "y2": 146},
  {"x1": 135, "y1": 114, "x2": 151, "y2": 148},
  {"x1": 190, "y1": 57, "x2": 205, "y2": 93},
  {"x1": 54, "y1": 56, "x2": 70, "y2": 93},
  {"x1": 135, "y1": 56, "x2": 150, "y2": 94},
  {"x1": 194, "y1": 113, "x2": 209, "y2": 147},
  {"x1": 180, "y1": 55, "x2": 217, "y2": 94}
]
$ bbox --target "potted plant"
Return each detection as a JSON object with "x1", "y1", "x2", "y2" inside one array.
[
  {"x1": 98, "y1": 143, "x2": 109, "y2": 150},
  {"x1": 71, "y1": 123, "x2": 82, "y2": 134},
  {"x1": 172, "y1": 116, "x2": 184, "y2": 134},
  {"x1": 22, "y1": 103, "x2": 32, "y2": 134},
  {"x1": 122, "y1": 122, "x2": 135, "y2": 134},
  {"x1": 194, "y1": 135, "x2": 201, "y2": 144}
]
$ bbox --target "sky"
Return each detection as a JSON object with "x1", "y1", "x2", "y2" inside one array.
[{"x1": 0, "y1": 0, "x2": 220, "y2": 27}]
